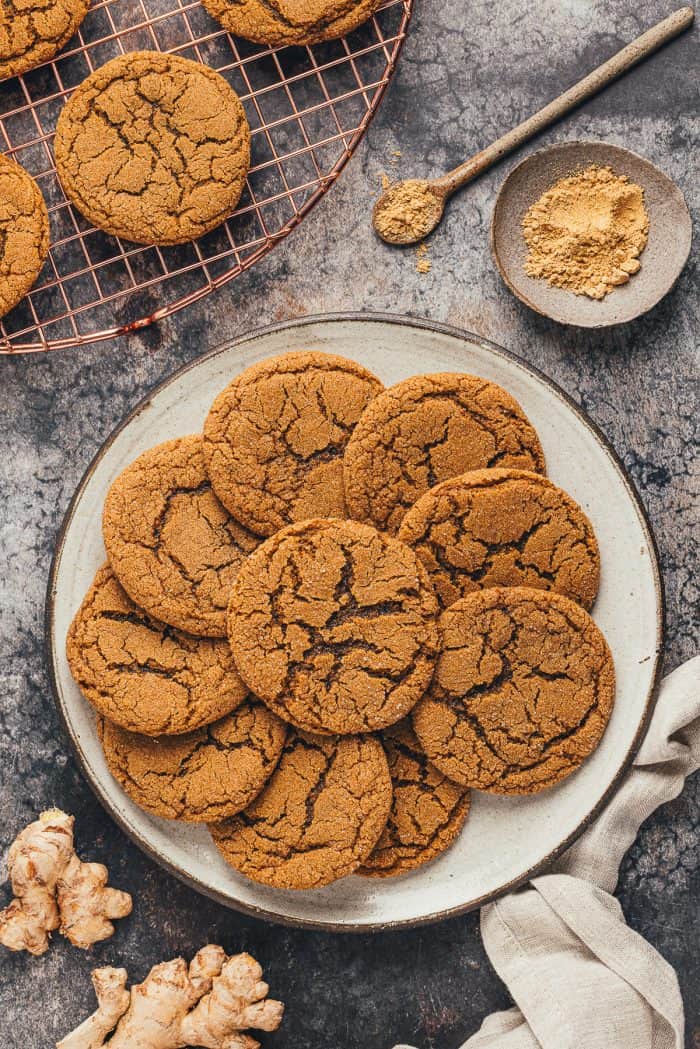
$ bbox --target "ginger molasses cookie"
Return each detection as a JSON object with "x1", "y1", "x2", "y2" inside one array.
[
  {"x1": 0, "y1": 155, "x2": 49, "y2": 319},
  {"x1": 99, "y1": 700, "x2": 287, "y2": 822},
  {"x1": 343, "y1": 373, "x2": 546, "y2": 534},
  {"x1": 203, "y1": 352, "x2": 383, "y2": 537},
  {"x1": 0, "y1": 0, "x2": 90, "y2": 82},
  {"x1": 67, "y1": 565, "x2": 247, "y2": 736},
  {"x1": 210, "y1": 731, "x2": 392, "y2": 890},
  {"x1": 54, "y1": 51, "x2": 250, "y2": 245},
  {"x1": 200, "y1": 0, "x2": 384, "y2": 47},
  {"x1": 412, "y1": 587, "x2": 615, "y2": 795},
  {"x1": 359, "y1": 720, "x2": 470, "y2": 879},
  {"x1": 398, "y1": 468, "x2": 600, "y2": 611},
  {"x1": 227, "y1": 518, "x2": 440, "y2": 735},
  {"x1": 103, "y1": 435, "x2": 260, "y2": 638}
]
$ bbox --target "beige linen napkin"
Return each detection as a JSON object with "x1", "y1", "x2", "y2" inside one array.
[{"x1": 395, "y1": 656, "x2": 700, "y2": 1049}]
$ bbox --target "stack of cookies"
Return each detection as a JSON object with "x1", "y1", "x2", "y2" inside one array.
[{"x1": 67, "y1": 351, "x2": 615, "y2": 891}]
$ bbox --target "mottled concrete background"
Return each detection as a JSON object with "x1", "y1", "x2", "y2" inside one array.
[{"x1": 0, "y1": 1, "x2": 697, "y2": 1046}]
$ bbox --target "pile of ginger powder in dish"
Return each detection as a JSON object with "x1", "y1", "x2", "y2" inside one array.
[{"x1": 522, "y1": 164, "x2": 649, "y2": 300}]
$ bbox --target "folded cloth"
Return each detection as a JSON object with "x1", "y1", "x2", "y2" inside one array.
[{"x1": 395, "y1": 656, "x2": 700, "y2": 1049}]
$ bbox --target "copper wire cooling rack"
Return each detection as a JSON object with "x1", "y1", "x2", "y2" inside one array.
[{"x1": 0, "y1": 0, "x2": 412, "y2": 354}]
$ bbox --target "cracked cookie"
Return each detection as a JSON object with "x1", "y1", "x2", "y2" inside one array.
[
  {"x1": 210, "y1": 731, "x2": 392, "y2": 889},
  {"x1": 200, "y1": 0, "x2": 385, "y2": 47},
  {"x1": 227, "y1": 517, "x2": 440, "y2": 735},
  {"x1": 412, "y1": 587, "x2": 615, "y2": 795},
  {"x1": 0, "y1": 0, "x2": 90, "y2": 82},
  {"x1": 398, "y1": 468, "x2": 600, "y2": 611},
  {"x1": 103, "y1": 435, "x2": 260, "y2": 638},
  {"x1": 359, "y1": 720, "x2": 470, "y2": 878},
  {"x1": 67, "y1": 564, "x2": 247, "y2": 736},
  {"x1": 99, "y1": 699, "x2": 287, "y2": 822},
  {"x1": 343, "y1": 373, "x2": 546, "y2": 534},
  {"x1": 0, "y1": 155, "x2": 49, "y2": 319},
  {"x1": 203, "y1": 351, "x2": 383, "y2": 536},
  {"x1": 54, "y1": 51, "x2": 250, "y2": 245}
]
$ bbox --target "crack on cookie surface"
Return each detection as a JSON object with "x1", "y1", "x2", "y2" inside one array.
[
  {"x1": 227, "y1": 518, "x2": 440, "y2": 735},
  {"x1": 399, "y1": 469, "x2": 600, "y2": 610},
  {"x1": 210, "y1": 731, "x2": 392, "y2": 889},
  {"x1": 412, "y1": 587, "x2": 615, "y2": 795}
]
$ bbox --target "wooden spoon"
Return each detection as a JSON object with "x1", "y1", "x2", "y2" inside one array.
[{"x1": 373, "y1": 6, "x2": 694, "y2": 245}]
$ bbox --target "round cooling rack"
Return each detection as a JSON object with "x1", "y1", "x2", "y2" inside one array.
[{"x1": 0, "y1": 0, "x2": 412, "y2": 354}]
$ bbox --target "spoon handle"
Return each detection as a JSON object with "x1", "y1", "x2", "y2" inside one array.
[{"x1": 434, "y1": 6, "x2": 694, "y2": 196}]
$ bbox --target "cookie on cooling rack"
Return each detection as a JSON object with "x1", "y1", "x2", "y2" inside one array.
[
  {"x1": 200, "y1": 0, "x2": 386, "y2": 47},
  {"x1": 0, "y1": 0, "x2": 91, "y2": 82},
  {"x1": 54, "y1": 51, "x2": 250, "y2": 246},
  {"x1": 0, "y1": 155, "x2": 49, "y2": 320}
]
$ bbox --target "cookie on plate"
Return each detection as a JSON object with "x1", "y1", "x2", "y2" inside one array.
[
  {"x1": 0, "y1": 0, "x2": 91, "y2": 82},
  {"x1": 210, "y1": 731, "x2": 392, "y2": 889},
  {"x1": 54, "y1": 51, "x2": 250, "y2": 245},
  {"x1": 343, "y1": 373, "x2": 546, "y2": 534},
  {"x1": 200, "y1": 0, "x2": 385, "y2": 47},
  {"x1": 359, "y1": 720, "x2": 470, "y2": 878},
  {"x1": 103, "y1": 435, "x2": 260, "y2": 638},
  {"x1": 203, "y1": 351, "x2": 383, "y2": 536},
  {"x1": 398, "y1": 468, "x2": 600, "y2": 611},
  {"x1": 412, "y1": 587, "x2": 615, "y2": 795},
  {"x1": 67, "y1": 564, "x2": 247, "y2": 736},
  {"x1": 0, "y1": 155, "x2": 49, "y2": 319},
  {"x1": 227, "y1": 518, "x2": 440, "y2": 735},
  {"x1": 99, "y1": 700, "x2": 287, "y2": 822}
]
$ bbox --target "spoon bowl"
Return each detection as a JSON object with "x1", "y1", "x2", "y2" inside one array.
[
  {"x1": 491, "y1": 141, "x2": 692, "y2": 328},
  {"x1": 372, "y1": 179, "x2": 446, "y2": 245}
]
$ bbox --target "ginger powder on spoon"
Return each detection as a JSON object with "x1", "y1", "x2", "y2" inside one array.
[{"x1": 522, "y1": 164, "x2": 649, "y2": 300}]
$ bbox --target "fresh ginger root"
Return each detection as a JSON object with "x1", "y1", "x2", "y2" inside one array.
[
  {"x1": 0, "y1": 809, "x2": 132, "y2": 955},
  {"x1": 57, "y1": 946, "x2": 284, "y2": 1049}
]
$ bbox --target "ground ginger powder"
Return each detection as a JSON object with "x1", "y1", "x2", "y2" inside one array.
[
  {"x1": 522, "y1": 165, "x2": 649, "y2": 300},
  {"x1": 374, "y1": 179, "x2": 442, "y2": 243}
]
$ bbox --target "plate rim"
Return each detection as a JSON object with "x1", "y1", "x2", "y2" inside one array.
[{"x1": 45, "y1": 310, "x2": 666, "y2": 932}]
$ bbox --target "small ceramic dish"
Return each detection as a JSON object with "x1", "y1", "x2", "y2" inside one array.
[{"x1": 491, "y1": 141, "x2": 692, "y2": 327}]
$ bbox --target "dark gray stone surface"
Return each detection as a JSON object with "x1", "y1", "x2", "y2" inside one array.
[{"x1": 0, "y1": 2, "x2": 698, "y2": 1047}]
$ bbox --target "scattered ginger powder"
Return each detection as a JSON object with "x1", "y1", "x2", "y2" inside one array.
[{"x1": 522, "y1": 164, "x2": 649, "y2": 300}]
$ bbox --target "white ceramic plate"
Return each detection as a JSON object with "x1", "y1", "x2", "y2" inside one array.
[{"x1": 47, "y1": 314, "x2": 664, "y2": 930}]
